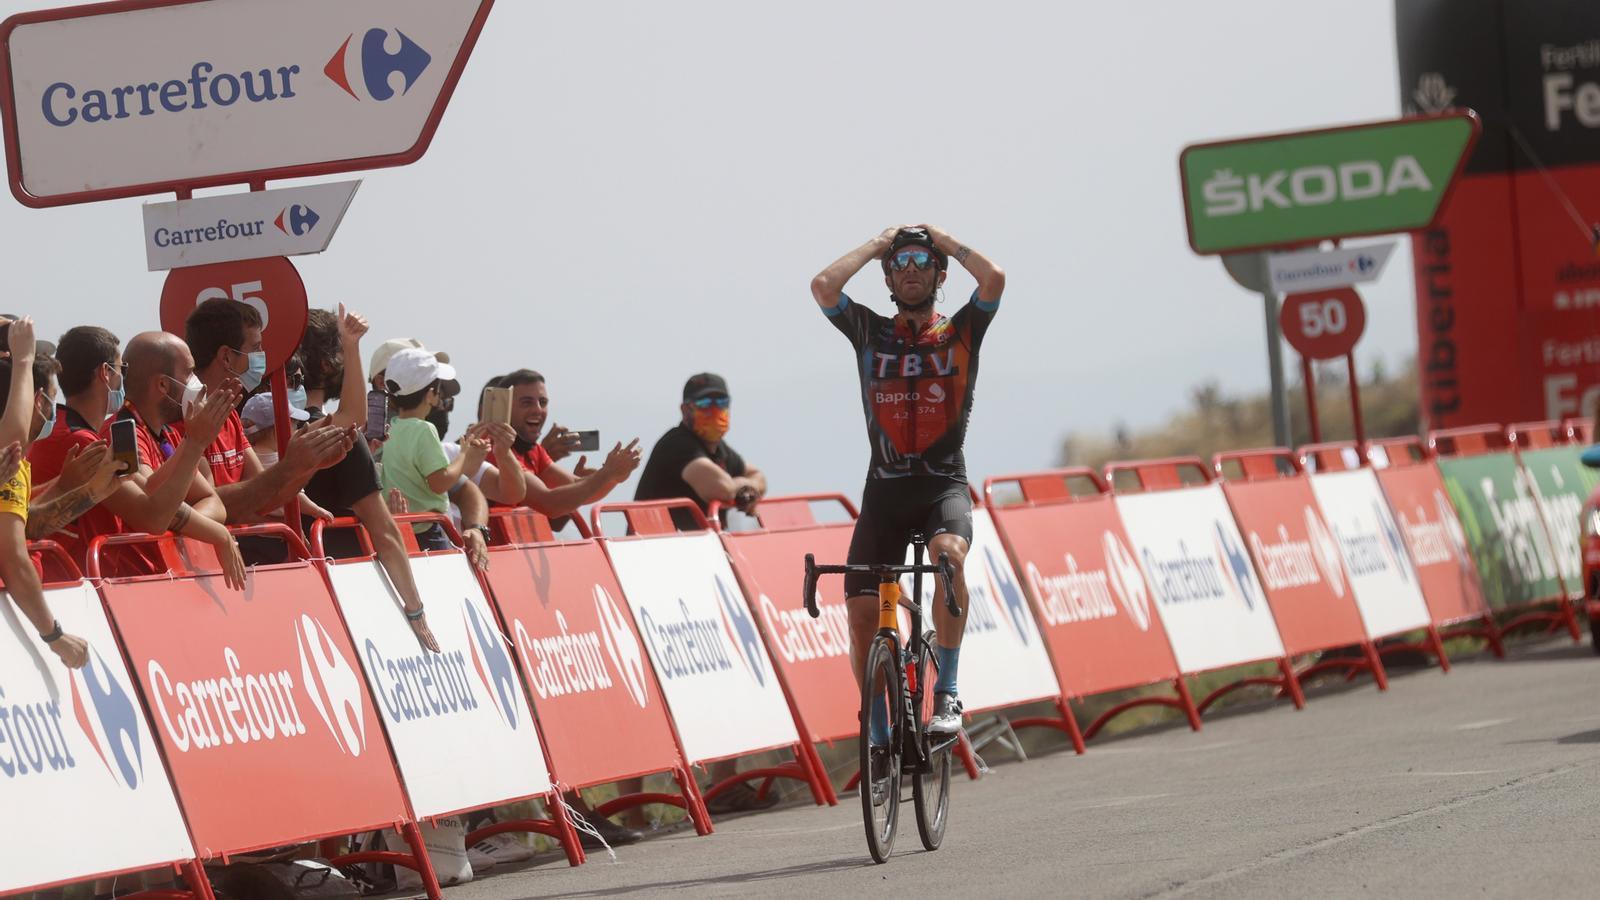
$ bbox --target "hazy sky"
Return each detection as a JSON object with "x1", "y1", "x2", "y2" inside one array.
[{"x1": 0, "y1": 0, "x2": 1414, "y2": 501}]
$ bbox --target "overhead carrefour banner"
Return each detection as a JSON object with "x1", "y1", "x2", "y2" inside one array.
[{"x1": 1436, "y1": 452, "x2": 1566, "y2": 609}]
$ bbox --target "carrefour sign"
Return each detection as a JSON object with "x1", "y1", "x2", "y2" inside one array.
[
  {"x1": 0, "y1": 0, "x2": 494, "y2": 207},
  {"x1": 1179, "y1": 113, "x2": 1479, "y2": 255}
]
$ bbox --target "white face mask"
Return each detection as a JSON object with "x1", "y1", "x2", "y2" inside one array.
[
  {"x1": 255, "y1": 448, "x2": 279, "y2": 468},
  {"x1": 163, "y1": 374, "x2": 204, "y2": 419}
]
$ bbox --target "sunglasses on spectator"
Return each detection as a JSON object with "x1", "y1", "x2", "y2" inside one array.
[
  {"x1": 889, "y1": 249, "x2": 935, "y2": 272},
  {"x1": 691, "y1": 396, "x2": 730, "y2": 410}
]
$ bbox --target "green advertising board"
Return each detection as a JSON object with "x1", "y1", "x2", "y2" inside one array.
[
  {"x1": 1179, "y1": 113, "x2": 1480, "y2": 255},
  {"x1": 1518, "y1": 446, "x2": 1598, "y2": 596},
  {"x1": 1437, "y1": 452, "x2": 1566, "y2": 610}
]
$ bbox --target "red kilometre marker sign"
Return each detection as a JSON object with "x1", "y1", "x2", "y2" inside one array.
[
  {"x1": 159, "y1": 257, "x2": 308, "y2": 373},
  {"x1": 1280, "y1": 287, "x2": 1366, "y2": 360}
]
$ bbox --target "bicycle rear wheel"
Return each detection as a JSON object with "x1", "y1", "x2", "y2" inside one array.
[
  {"x1": 912, "y1": 634, "x2": 951, "y2": 851},
  {"x1": 859, "y1": 635, "x2": 902, "y2": 864}
]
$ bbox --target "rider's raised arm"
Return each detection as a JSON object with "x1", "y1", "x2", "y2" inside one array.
[
  {"x1": 922, "y1": 224, "x2": 1006, "y2": 303},
  {"x1": 810, "y1": 226, "x2": 901, "y2": 309}
]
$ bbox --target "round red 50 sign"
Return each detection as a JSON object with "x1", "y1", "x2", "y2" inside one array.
[
  {"x1": 1279, "y1": 288, "x2": 1366, "y2": 360},
  {"x1": 159, "y1": 257, "x2": 309, "y2": 373}
]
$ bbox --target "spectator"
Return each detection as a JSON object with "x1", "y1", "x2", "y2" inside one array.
[
  {"x1": 422, "y1": 366, "x2": 523, "y2": 570},
  {"x1": 492, "y1": 369, "x2": 641, "y2": 518},
  {"x1": 633, "y1": 372, "x2": 770, "y2": 813},
  {"x1": 379, "y1": 349, "x2": 490, "y2": 552},
  {"x1": 635, "y1": 373, "x2": 766, "y2": 529},
  {"x1": 240, "y1": 392, "x2": 336, "y2": 524},
  {"x1": 294, "y1": 308, "x2": 440, "y2": 653},
  {"x1": 369, "y1": 338, "x2": 424, "y2": 393},
  {"x1": 181, "y1": 299, "x2": 353, "y2": 528},
  {"x1": 0, "y1": 318, "x2": 89, "y2": 669}
]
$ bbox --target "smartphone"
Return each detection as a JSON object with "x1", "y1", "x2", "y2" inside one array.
[
  {"x1": 481, "y1": 386, "x2": 512, "y2": 426},
  {"x1": 109, "y1": 419, "x2": 138, "y2": 475},
  {"x1": 364, "y1": 389, "x2": 390, "y2": 443},
  {"x1": 573, "y1": 430, "x2": 600, "y2": 452}
]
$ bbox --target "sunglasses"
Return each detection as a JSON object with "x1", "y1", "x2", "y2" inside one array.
[
  {"x1": 889, "y1": 249, "x2": 936, "y2": 272},
  {"x1": 691, "y1": 396, "x2": 731, "y2": 410}
]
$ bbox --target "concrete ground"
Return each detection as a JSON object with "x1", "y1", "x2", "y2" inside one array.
[{"x1": 444, "y1": 637, "x2": 1600, "y2": 899}]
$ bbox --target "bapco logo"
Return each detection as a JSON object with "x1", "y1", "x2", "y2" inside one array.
[
  {"x1": 69, "y1": 646, "x2": 144, "y2": 790},
  {"x1": 1214, "y1": 522, "x2": 1258, "y2": 611},
  {"x1": 325, "y1": 28, "x2": 432, "y2": 102},
  {"x1": 274, "y1": 204, "x2": 320, "y2": 237},
  {"x1": 714, "y1": 576, "x2": 766, "y2": 686},
  {"x1": 925, "y1": 383, "x2": 947, "y2": 404},
  {"x1": 295, "y1": 615, "x2": 367, "y2": 757},
  {"x1": 1102, "y1": 532, "x2": 1151, "y2": 631},
  {"x1": 1374, "y1": 500, "x2": 1410, "y2": 582},
  {"x1": 981, "y1": 545, "x2": 1034, "y2": 646},
  {"x1": 594, "y1": 585, "x2": 649, "y2": 708},
  {"x1": 1304, "y1": 506, "x2": 1346, "y2": 598},
  {"x1": 463, "y1": 597, "x2": 520, "y2": 729}
]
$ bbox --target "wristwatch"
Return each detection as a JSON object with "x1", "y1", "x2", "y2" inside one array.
[{"x1": 470, "y1": 524, "x2": 492, "y2": 543}]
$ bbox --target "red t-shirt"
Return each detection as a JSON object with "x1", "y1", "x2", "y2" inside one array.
[
  {"x1": 171, "y1": 411, "x2": 251, "y2": 486},
  {"x1": 490, "y1": 443, "x2": 554, "y2": 511},
  {"x1": 25, "y1": 405, "x2": 105, "y2": 564},
  {"x1": 91, "y1": 405, "x2": 179, "y2": 578}
]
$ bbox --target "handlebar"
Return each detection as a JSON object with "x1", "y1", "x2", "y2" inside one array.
[{"x1": 802, "y1": 553, "x2": 959, "y2": 619}]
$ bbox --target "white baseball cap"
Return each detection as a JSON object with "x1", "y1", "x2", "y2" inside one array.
[
  {"x1": 240, "y1": 392, "x2": 309, "y2": 436},
  {"x1": 385, "y1": 347, "x2": 456, "y2": 396},
  {"x1": 369, "y1": 338, "x2": 424, "y2": 378}
]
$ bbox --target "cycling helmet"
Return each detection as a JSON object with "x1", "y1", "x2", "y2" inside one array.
[{"x1": 881, "y1": 227, "x2": 948, "y2": 274}]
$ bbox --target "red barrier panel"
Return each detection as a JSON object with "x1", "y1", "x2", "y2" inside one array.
[
  {"x1": 1507, "y1": 420, "x2": 1569, "y2": 449},
  {"x1": 1214, "y1": 450, "x2": 1387, "y2": 690},
  {"x1": 479, "y1": 508, "x2": 713, "y2": 836},
  {"x1": 982, "y1": 470, "x2": 1199, "y2": 748},
  {"x1": 88, "y1": 527, "x2": 439, "y2": 895}
]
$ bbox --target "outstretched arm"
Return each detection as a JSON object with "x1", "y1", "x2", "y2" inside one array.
[
  {"x1": 921, "y1": 224, "x2": 1005, "y2": 301},
  {"x1": 810, "y1": 226, "x2": 901, "y2": 308}
]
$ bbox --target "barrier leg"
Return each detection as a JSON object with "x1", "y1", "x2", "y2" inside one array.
[
  {"x1": 1010, "y1": 697, "x2": 1086, "y2": 754},
  {"x1": 956, "y1": 732, "x2": 981, "y2": 780},
  {"x1": 181, "y1": 861, "x2": 216, "y2": 900},
  {"x1": 676, "y1": 766, "x2": 715, "y2": 836},
  {"x1": 793, "y1": 741, "x2": 832, "y2": 806},
  {"x1": 1426, "y1": 625, "x2": 1452, "y2": 673},
  {"x1": 800, "y1": 739, "x2": 839, "y2": 805},
  {"x1": 1278, "y1": 658, "x2": 1306, "y2": 709},
  {"x1": 1175, "y1": 678, "x2": 1203, "y2": 732},
  {"x1": 400, "y1": 822, "x2": 445, "y2": 900},
  {"x1": 1363, "y1": 641, "x2": 1390, "y2": 690}
]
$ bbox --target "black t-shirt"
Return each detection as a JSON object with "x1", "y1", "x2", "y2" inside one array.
[
  {"x1": 634, "y1": 423, "x2": 746, "y2": 530},
  {"x1": 824, "y1": 289, "x2": 998, "y2": 481},
  {"x1": 301, "y1": 427, "x2": 382, "y2": 558}
]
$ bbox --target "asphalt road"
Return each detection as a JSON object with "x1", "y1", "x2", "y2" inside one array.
[{"x1": 447, "y1": 637, "x2": 1600, "y2": 899}]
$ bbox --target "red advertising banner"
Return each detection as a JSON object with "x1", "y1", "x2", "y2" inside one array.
[
  {"x1": 483, "y1": 537, "x2": 688, "y2": 791},
  {"x1": 1374, "y1": 455, "x2": 1491, "y2": 627},
  {"x1": 98, "y1": 544, "x2": 409, "y2": 857}
]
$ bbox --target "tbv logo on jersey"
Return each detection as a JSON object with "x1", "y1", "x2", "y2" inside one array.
[
  {"x1": 512, "y1": 585, "x2": 651, "y2": 709},
  {"x1": 1025, "y1": 533, "x2": 1152, "y2": 631},
  {"x1": 1249, "y1": 507, "x2": 1347, "y2": 599},
  {"x1": 274, "y1": 204, "x2": 320, "y2": 237},
  {"x1": 40, "y1": 28, "x2": 431, "y2": 128},
  {"x1": 0, "y1": 647, "x2": 144, "y2": 788},
  {"x1": 1142, "y1": 523, "x2": 1258, "y2": 611}
]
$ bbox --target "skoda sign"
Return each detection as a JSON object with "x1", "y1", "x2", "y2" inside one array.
[
  {"x1": 0, "y1": 0, "x2": 495, "y2": 206},
  {"x1": 1179, "y1": 113, "x2": 1480, "y2": 254}
]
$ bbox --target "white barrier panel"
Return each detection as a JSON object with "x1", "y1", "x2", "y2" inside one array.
[
  {"x1": 603, "y1": 532, "x2": 800, "y2": 764},
  {"x1": 909, "y1": 509, "x2": 1060, "y2": 712},
  {"x1": 1115, "y1": 484, "x2": 1287, "y2": 673},
  {"x1": 0, "y1": 583, "x2": 193, "y2": 892},
  {"x1": 325, "y1": 555, "x2": 551, "y2": 817},
  {"x1": 1308, "y1": 469, "x2": 1433, "y2": 637}
]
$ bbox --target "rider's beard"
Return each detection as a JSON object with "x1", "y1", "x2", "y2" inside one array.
[{"x1": 892, "y1": 283, "x2": 938, "y2": 313}]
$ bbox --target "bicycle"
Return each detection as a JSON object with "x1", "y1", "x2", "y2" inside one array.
[{"x1": 802, "y1": 534, "x2": 960, "y2": 864}]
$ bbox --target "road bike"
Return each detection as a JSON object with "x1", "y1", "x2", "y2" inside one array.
[{"x1": 803, "y1": 534, "x2": 959, "y2": 863}]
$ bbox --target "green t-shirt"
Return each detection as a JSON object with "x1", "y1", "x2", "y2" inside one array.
[{"x1": 380, "y1": 416, "x2": 450, "y2": 518}]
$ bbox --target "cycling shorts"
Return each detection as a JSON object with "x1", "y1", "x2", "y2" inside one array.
[{"x1": 844, "y1": 476, "x2": 973, "y2": 598}]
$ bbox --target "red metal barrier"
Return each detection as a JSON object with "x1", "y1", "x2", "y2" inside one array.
[
  {"x1": 982, "y1": 469, "x2": 1199, "y2": 748},
  {"x1": 478, "y1": 508, "x2": 713, "y2": 839},
  {"x1": 1428, "y1": 424, "x2": 1508, "y2": 457},
  {"x1": 1214, "y1": 450, "x2": 1389, "y2": 690},
  {"x1": 1104, "y1": 458, "x2": 1307, "y2": 715},
  {"x1": 1562, "y1": 417, "x2": 1594, "y2": 444},
  {"x1": 88, "y1": 526, "x2": 443, "y2": 899},
  {"x1": 592, "y1": 499, "x2": 833, "y2": 810},
  {"x1": 1507, "y1": 420, "x2": 1569, "y2": 449}
]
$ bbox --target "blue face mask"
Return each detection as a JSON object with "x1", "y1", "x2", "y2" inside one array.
[
  {"x1": 287, "y1": 385, "x2": 308, "y2": 411},
  {"x1": 106, "y1": 366, "x2": 125, "y2": 412},
  {"x1": 236, "y1": 349, "x2": 267, "y2": 391},
  {"x1": 35, "y1": 395, "x2": 55, "y2": 442}
]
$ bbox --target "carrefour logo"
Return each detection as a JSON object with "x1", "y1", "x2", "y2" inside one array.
[
  {"x1": 463, "y1": 597, "x2": 520, "y2": 729},
  {"x1": 325, "y1": 29, "x2": 432, "y2": 102},
  {"x1": 977, "y1": 546, "x2": 1034, "y2": 646},
  {"x1": 1104, "y1": 532, "x2": 1151, "y2": 631},
  {"x1": 296, "y1": 615, "x2": 367, "y2": 757},
  {"x1": 714, "y1": 577, "x2": 767, "y2": 686},
  {"x1": 595, "y1": 586, "x2": 650, "y2": 708},
  {"x1": 275, "y1": 204, "x2": 320, "y2": 237},
  {"x1": 69, "y1": 647, "x2": 144, "y2": 789},
  {"x1": 1373, "y1": 501, "x2": 1411, "y2": 583},
  {"x1": 1213, "y1": 522, "x2": 1258, "y2": 611},
  {"x1": 1305, "y1": 507, "x2": 1347, "y2": 598}
]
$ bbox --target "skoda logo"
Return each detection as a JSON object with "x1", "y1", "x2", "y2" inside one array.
[
  {"x1": 1102, "y1": 532, "x2": 1150, "y2": 631},
  {"x1": 594, "y1": 585, "x2": 649, "y2": 708},
  {"x1": 295, "y1": 615, "x2": 367, "y2": 757}
]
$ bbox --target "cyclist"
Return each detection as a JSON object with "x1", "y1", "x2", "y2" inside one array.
[{"x1": 809, "y1": 224, "x2": 1006, "y2": 750}]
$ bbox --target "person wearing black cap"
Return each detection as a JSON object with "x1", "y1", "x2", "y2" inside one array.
[
  {"x1": 635, "y1": 372, "x2": 766, "y2": 531},
  {"x1": 810, "y1": 224, "x2": 1006, "y2": 754}
]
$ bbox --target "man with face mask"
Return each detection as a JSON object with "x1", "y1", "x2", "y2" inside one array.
[
  {"x1": 635, "y1": 373, "x2": 766, "y2": 530},
  {"x1": 180, "y1": 299, "x2": 354, "y2": 528}
]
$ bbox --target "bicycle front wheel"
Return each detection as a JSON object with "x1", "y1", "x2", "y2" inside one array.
[
  {"x1": 912, "y1": 634, "x2": 951, "y2": 851},
  {"x1": 859, "y1": 635, "x2": 902, "y2": 864}
]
